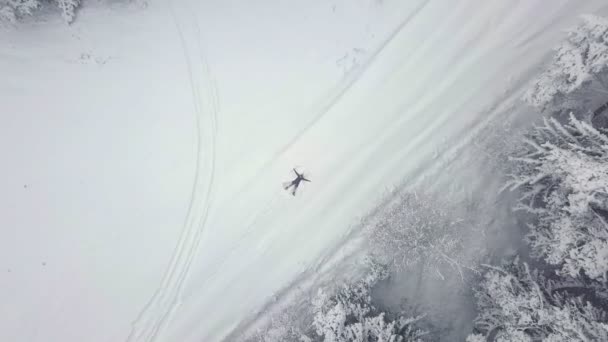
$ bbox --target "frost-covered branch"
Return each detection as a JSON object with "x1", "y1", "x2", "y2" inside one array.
[
  {"x1": 311, "y1": 261, "x2": 427, "y2": 342},
  {"x1": 366, "y1": 192, "x2": 482, "y2": 281},
  {"x1": 523, "y1": 14, "x2": 608, "y2": 116},
  {"x1": 1, "y1": 0, "x2": 81, "y2": 24},
  {"x1": 469, "y1": 258, "x2": 608, "y2": 342},
  {"x1": 506, "y1": 114, "x2": 608, "y2": 280}
]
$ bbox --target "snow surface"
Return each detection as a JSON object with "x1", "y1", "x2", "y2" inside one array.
[{"x1": 1, "y1": 0, "x2": 607, "y2": 341}]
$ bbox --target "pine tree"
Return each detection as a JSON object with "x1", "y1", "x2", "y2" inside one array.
[
  {"x1": 505, "y1": 114, "x2": 608, "y2": 281},
  {"x1": 524, "y1": 15, "x2": 608, "y2": 116},
  {"x1": 469, "y1": 258, "x2": 608, "y2": 342},
  {"x1": 0, "y1": 0, "x2": 81, "y2": 24},
  {"x1": 0, "y1": 0, "x2": 39, "y2": 24}
]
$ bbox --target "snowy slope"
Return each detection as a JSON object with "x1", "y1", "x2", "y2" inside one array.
[{"x1": 1, "y1": 1, "x2": 607, "y2": 341}]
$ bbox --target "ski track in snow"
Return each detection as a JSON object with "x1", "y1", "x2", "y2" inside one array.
[
  {"x1": 126, "y1": 5, "x2": 219, "y2": 342},
  {"x1": 5, "y1": 2, "x2": 608, "y2": 342}
]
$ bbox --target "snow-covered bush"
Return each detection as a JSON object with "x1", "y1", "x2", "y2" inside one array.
[
  {"x1": 504, "y1": 114, "x2": 608, "y2": 280},
  {"x1": 524, "y1": 14, "x2": 608, "y2": 115},
  {"x1": 250, "y1": 311, "x2": 312, "y2": 342},
  {"x1": 469, "y1": 258, "x2": 608, "y2": 342},
  {"x1": 367, "y1": 192, "x2": 480, "y2": 280},
  {"x1": 311, "y1": 261, "x2": 427, "y2": 342},
  {"x1": 0, "y1": 0, "x2": 80, "y2": 24},
  {"x1": 248, "y1": 259, "x2": 427, "y2": 342}
]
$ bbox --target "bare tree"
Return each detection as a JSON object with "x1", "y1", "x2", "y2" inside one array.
[{"x1": 366, "y1": 192, "x2": 481, "y2": 281}]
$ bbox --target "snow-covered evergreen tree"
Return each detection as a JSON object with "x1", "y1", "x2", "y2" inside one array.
[
  {"x1": 469, "y1": 258, "x2": 608, "y2": 342},
  {"x1": 505, "y1": 114, "x2": 608, "y2": 281},
  {"x1": 249, "y1": 259, "x2": 427, "y2": 342},
  {"x1": 311, "y1": 261, "x2": 427, "y2": 342},
  {"x1": 0, "y1": 0, "x2": 38, "y2": 24},
  {"x1": 367, "y1": 192, "x2": 479, "y2": 280},
  {"x1": 524, "y1": 15, "x2": 608, "y2": 115},
  {"x1": 0, "y1": 0, "x2": 80, "y2": 24}
]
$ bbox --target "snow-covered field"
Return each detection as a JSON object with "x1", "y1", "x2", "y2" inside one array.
[{"x1": 2, "y1": 1, "x2": 607, "y2": 341}]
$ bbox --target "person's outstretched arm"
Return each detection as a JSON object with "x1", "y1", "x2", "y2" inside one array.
[{"x1": 302, "y1": 177, "x2": 311, "y2": 182}]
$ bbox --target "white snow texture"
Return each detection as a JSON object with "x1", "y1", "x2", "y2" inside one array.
[{"x1": 1, "y1": 0, "x2": 607, "y2": 341}]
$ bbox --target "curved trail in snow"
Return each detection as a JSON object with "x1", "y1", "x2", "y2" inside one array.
[{"x1": 126, "y1": 5, "x2": 219, "y2": 342}]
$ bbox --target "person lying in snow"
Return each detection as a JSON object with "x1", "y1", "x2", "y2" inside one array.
[{"x1": 284, "y1": 168, "x2": 311, "y2": 196}]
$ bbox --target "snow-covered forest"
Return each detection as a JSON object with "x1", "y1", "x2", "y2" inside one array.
[
  {"x1": 3, "y1": 1, "x2": 608, "y2": 342},
  {"x1": 244, "y1": 13, "x2": 608, "y2": 342}
]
